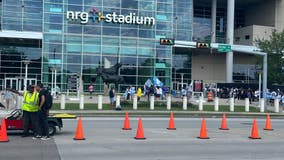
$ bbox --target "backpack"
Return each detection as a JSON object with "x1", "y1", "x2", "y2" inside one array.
[{"x1": 44, "y1": 90, "x2": 53, "y2": 109}]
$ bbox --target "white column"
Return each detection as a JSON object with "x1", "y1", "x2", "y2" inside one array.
[
  {"x1": 133, "y1": 95, "x2": 137, "y2": 110},
  {"x1": 198, "y1": 96, "x2": 203, "y2": 111},
  {"x1": 79, "y1": 94, "x2": 84, "y2": 110},
  {"x1": 167, "y1": 95, "x2": 171, "y2": 110},
  {"x1": 98, "y1": 95, "x2": 103, "y2": 110},
  {"x1": 116, "y1": 95, "x2": 121, "y2": 109},
  {"x1": 260, "y1": 98, "x2": 265, "y2": 112},
  {"x1": 214, "y1": 97, "x2": 219, "y2": 111},
  {"x1": 150, "y1": 95, "x2": 154, "y2": 110},
  {"x1": 245, "y1": 98, "x2": 250, "y2": 112},
  {"x1": 182, "y1": 96, "x2": 187, "y2": 110},
  {"x1": 226, "y1": 0, "x2": 235, "y2": 83},
  {"x1": 229, "y1": 97, "x2": 234, "y2": 112},
  {"x1": 274, "y1": 98, "x2": 279, "y2": 113},
  {"x1": 211, "y1": 0, "x2": 217, "y2": 43},
  {"x1": 263, "y1": 54, "x2": 268, "y2": 109},
  {"x1": 60, "y1": 94, "x2": 65, "y2": 110}
]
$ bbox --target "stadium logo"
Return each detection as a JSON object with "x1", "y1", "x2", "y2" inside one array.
[{"x1": 66, "y1": 7, "x2": 155, "y2": 25}]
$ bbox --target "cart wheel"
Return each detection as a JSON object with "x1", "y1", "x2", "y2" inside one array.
[{"x1": 48, "y1": 123, "x2": 56, "y2": 136}]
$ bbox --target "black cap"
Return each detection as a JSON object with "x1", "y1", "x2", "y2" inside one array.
[
  {"x1": 38, "y1": 83, "x2": 44, "y2": 88},
  {"x1": 27, "y1": 85, "x2": 34, "y2": 92}
]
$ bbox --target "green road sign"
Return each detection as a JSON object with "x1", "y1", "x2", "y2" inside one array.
[{"x1": 218, "y1": 44, "x2": 231, "y2": 52}]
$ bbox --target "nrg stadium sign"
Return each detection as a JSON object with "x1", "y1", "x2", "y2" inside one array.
[{"x1": 66, "y1": 7, "x2": 155, "y2": 25}]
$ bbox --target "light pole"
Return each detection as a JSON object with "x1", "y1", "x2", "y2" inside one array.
[
  {"x1": 256, "y1": 66, "x2": 263, "y2": 106},
  {"x1": 52, "y1": 48, "x2": 57, "y2": 98},
  {"x1": 174, "y1": 17, "x2": 178, "y2": 39},
  {"x1": 22, "y1": 60, "x2": 31, "y2": 91},
  {"x1": 174, "y1": 66, "x2": 177, "y2": 90},
  {"x1": 181, "y1": 73, "x2": 184, "y2": 89},
  {"x1": 247, "y1": 68, "x2": 250, "y2": 85},
  {"x1": 54, "y1": 67, "x2": 57, "y2": 98}
]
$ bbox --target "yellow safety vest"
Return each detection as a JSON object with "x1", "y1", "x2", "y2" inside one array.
[{"x1": 22, "y1": 91, "x2": 39, "y2": 112}]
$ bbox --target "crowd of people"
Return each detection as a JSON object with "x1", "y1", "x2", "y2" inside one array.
[
  {"x1": 122, "y1": 85, "x2": 169, "y2": 102},
  {"x1": 119, "y1": 84, "x2": 284, "y2": 106},
  {"x1": 206, "y1": 87, "x2": 284, "y2": 105}
]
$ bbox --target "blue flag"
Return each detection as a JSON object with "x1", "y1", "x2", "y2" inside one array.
[
  {"x1": 144, "y1": 79, "x2": 153, "y2": 87},
  {"x1": 153, "y1": 76, "x2": 163, "y2": 87}
]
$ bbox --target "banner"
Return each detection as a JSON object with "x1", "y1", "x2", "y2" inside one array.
[
  {"x1": 153, "y1": 76, "x2": 163, "y2": 87},
  {"x1": 193, "y1": 80, "x2": 203, "y2": 92}
]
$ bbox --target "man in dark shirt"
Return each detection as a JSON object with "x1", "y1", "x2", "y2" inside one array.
[
  {"x1": 36, "y1": 83, "x2": 50, "y2": 140},
  {"x1": 109, "y1": 87, "x2": 115, "y2": 108}
]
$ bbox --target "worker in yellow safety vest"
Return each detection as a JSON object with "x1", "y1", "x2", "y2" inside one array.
[{"x1": 21, "y1": 85, "x2": 41, "y2": 139}]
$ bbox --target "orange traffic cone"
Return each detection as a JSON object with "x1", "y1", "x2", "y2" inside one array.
[
  {"x1": 122, "y1": 112, "x2": 132, "y2": 130},
  {"x1": 73, "y1": 117, "x2": 86, "y2": 140},
  {"x1": 219, "y1": 113, "x2": 229, "y2": 130},
  {"x1": 249, "y1": 118, "x2": 261, "y2": 139},
  {"x1": 134, "y1": 117, "x2": 146, "y2": 140},
  {"x1": 198, "y1": 117, "x2": 209, "y2": 139},
  {"x1": 0, "y1": 118, "x2": 9, "y2": 142},
  {"x1": 167, "y1": 111, "x2": 176, "y2": 130},
  {"x1": 264, "y1": 114, "x2": 273, "y2": 131}
]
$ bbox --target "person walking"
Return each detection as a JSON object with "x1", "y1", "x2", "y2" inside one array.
[
  {"x1": 109, "y1": 87, "x2": 115, "y2": 108},
  {"x1": 136, "y1": 87, "x2": 143, "y2": 101},
  {"x1": 247, "y1": 89, "x2": 252, "y2": 104},
  {"x1": 88, "y1": 84, "x2": 94, "y2": 99},
  {"x1": 36, "y1": 83, "x2": 51, "y2": 140}
]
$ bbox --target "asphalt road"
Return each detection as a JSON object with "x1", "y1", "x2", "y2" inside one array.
[{"x1": 1, "y1": 117, "x2": 284, "y2": 160}]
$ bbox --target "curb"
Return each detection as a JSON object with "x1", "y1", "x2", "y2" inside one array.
[{"x1": 50, "y1": 110, "x2": 284, "y2": 118}]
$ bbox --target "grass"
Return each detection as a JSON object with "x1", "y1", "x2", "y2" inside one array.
[{"x1": 51, "y1": 101, "x2": 262, "y2": 112}]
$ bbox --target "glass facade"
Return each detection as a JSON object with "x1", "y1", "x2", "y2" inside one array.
[
  {"x1": 193, "y1": 3, "x2": 245, "y2": 43},
  {"x1": 2, "y1": 0, "x2": 42, "y2": 31},
  {"x1": 174, "y1": 0, "x2": 193, "y2": 41},
  {"x1": 0, "y1": 0, "x2": 262, "y2": 92},
  {"x1": 0, "y1": 0, "x2": 194, "y2": 92}
]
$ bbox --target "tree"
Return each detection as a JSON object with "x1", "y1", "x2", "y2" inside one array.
[{"x1": 256, "y1": 30, "x2": 284, "y2": 85}]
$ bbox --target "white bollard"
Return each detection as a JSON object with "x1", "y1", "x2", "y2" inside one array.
[
  {"x1": 79, "y1": 94, "x2": 84, "y2": 110},
  {"x1": 60, "y1": 94, "x2": 66, "y2": 110},
  {"x1": 167, "y1": 95, "x2": 171, "y2": 110},
  {"x1": 150, "y1": 96, "x2": 154, "y2": 110},
  {"x1": 98, "y1": 95, "x2": 103, "y2": 110},
  {"x1": 274, "y1": 98, "x2": 279, "y2": 113},
  {"x1": 245, "y1": 98, "x2": 250, "y2": 112},
  {"x1": 116, "y1": 95, "x2": 121, "y2": 109},
  {"x1": 214, "y1": 97, "x2": 219, "y2": 111},
  {"x1": 182, "y1": 96, "x2": 187, "y2": 110},
  {"x1": 133, "y1": 95, "x2": 137, "y2": 110},
  {"x1": 229, "y1": 98, "x2": 234, "y2": 112},
  {"x1": 260, "y1": 98, "x2": 265, "y2": 112},
  {"x1": 198, "y1": 96, "x2": 203, "y2": 111}
]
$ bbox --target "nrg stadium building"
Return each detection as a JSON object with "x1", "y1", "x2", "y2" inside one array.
[{"x1": 0, "y1": 0, "x2": 283, "y2": 93}]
